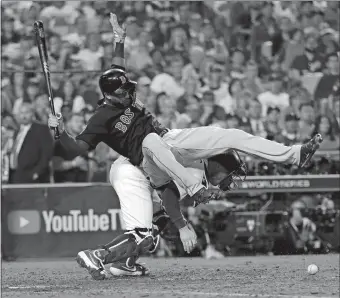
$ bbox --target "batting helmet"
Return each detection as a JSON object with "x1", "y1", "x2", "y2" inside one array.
[
  {"x1": 99, "y1": 68, "x2": 137, "y2": 99},
  {"x1": 210, "y1": 150, "x2": 247, "y2": 191}
]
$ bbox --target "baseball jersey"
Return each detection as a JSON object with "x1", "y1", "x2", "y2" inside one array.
[{"x1": 76, "y1": 99, "x2": 167, "y2": 166}]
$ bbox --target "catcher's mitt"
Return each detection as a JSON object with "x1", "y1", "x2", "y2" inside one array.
[{"x1": 152, "y1": 209, "x2": 180, "y2": 242}]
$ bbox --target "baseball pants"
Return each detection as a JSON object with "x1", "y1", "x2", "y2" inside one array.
[
  {"x1": 109, "y1": 156, "x2": 158, "y2": 230},
  {"x1": 142, "y1": 127, "x2": 301, "y2": 196},
  {"x1": 109, "y1": 156, "x2": 205, "y2": 230}
]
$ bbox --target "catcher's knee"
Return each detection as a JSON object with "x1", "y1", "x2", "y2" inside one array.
[{"x1": 103, "y1": 229, "x2": 154, "y2": 263}]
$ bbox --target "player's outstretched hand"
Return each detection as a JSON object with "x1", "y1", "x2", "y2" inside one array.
[
  {"x1": 48, "y1": 113, "x2": 64, "y2": 133},
  {"x1": 109, "y1": 13, "x2": 126, "y2": 43},
  {"x1": 179, "y1": 224, "x2": 197, "y2": 254}
]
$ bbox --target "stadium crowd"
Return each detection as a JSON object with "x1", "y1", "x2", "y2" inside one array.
[{"x1": 1, "y1": 1, "x2": 340, "y2": 184}]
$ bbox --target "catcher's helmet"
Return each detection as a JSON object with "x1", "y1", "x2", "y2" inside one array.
[
  {"x1": 210, "y1": 150, "x2": 247, "y2": 191},
  {"x1": 99, "y1": 68, "x2": 137, "y2": 99}
]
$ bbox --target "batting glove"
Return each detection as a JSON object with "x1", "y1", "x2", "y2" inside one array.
[{"x1": 109, "y1": 13, "x2": 126, "y2": 43}]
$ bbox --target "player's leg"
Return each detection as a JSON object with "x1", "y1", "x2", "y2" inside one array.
[
  {"x1": 142, "y1": 133, "x2": 206, "y2": 197},
  {"x1": 76, "y1": 157, "x2": 155, "y2": 279},
  {"x1": 162, "y1": 127, "x2": 322, "y2": 167}
]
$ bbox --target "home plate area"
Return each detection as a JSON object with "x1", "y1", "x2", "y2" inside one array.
[{"x1": 2, "y1": 255, "x2": 339, "y2": 298}]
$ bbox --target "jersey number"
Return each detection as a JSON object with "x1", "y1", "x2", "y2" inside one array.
[{"x1": 115, "y1": 108, "x2": 135, "y2": 133}]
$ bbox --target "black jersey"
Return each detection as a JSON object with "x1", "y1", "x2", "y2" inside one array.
[{"x1": 76, "y1": 98, "x2": 168, "y2": 166}]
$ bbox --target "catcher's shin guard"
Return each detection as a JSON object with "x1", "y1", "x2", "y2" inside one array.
[{"x1": 98, "y1": 228, "x2": 154, "y2": 264}]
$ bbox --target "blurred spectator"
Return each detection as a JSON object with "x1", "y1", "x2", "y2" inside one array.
[
  {"x1": 318, "y1": 29, "x2": 339, "y2": 58},
  {"x1": 234, "y1": 89, "x2": 253, "y2": 123},
  {"x1": 257, "y1": 72, "x2": 289, "y2": 117},
  {"x1": 136, "y1": 76, "x2": 153, "y2": 111},
  {"x1": 1, "y1": 15, "x2": 21, "y2": 45},
  {"x1": 12, "y1": 71, "x2": 25, "y2": 99},
  {"x1": 248, "y1": 99, "x2": 267, "y2": 138},
  {"x1": 298, "y1": 102, "x2": 316, "y2": 142},
  {"x1": 284, "y1": 86, "x2": 311, "y2": 118},
  {"x1": 314, "y1": 53, "x2": 339, "y2": 102},
  {"x1": 53, "y1": 113, "x2": 89, "y2": 182},
  {"x1": 291, "y1": 30, "x2": 323, "y2": 75},
  {"x1": 9, "y1": 102, "x2": 53, "y2": 183},
  {"x1": 314, "y1": 115, "x2": 340, "y2": 151},
  {"x1": 127, "y1": 30, "x2": 153, "y2": 73},
  {"x1": 72, "y1": 33, "x2": 103, "y2": 71},
  {"x1": 149, "y1": 48, "x2": 166, "y2": 76},
  {"x1": 215, "y1": 78, "x2": 241, "y2": 114},
  {"x1": 34, "y1": 94, "x2": 50, "y2": 124},
  {"x1": 1, "y1": 124, "x2": 16, "y2": 183},
  {"x1": 264, "y1": 107, "x2": 283, "y2": 141},
  {"x1": 206, "y1": 105, "x2": 228, "y2": 129},
  {"x1": 182, "y1": 46, "x2": 206, "y2": 96},
  {"x1": 229, "y1": 49, "x2": 246, "y2": 79},
  {"x1": 243, "y1": 60, "x2": 264, "y2": 96},
  {"x1": 226, "y1": 113, "x2": 241, "y2": 129},
  {"x1": 165, "y1": 25, "x2": 189, "y2": 62},
  {"x1": 281, "y1": 113, "x2": 300, "y2": 146},
  {"x1": 206, "y1": 63, "x2": 231, "y2": 113},
  {"x1": 200, "y1": 90, "x2": 215, "y2": 126},
  {"x1": 150, "y1": 54, "x2": 186, "y2": 100},
  {"x1": 201, "y1": 19, "x2": 229, "y2": 62},
  {"x1": 183, "y1": 101, "x2": 204, "y2": 128},
  {"x1": 273, "y1": 200, "x2": 324, "y2": 255},
  {"x1": 62, "y1": 79, "x2": 86, "y2": 113},
  {"x1": 323, "y1": 52, "x2": 339, "y2": 76},
  {"x1": 1, "y1": 77, "x2": 14, "y2": 116},
  {"x1": 281, "y1": 28, "x2": 305, "y2": 71},
  {"x1": 323, "y1": 1, "x2": 340, "y2": 30},
  {"x1": 298, "y1": 1, "x2": 315, "y2": 29},
  {"x1": 250, "y1": 2, "x2": 280, "y2": 62},
  {"x1": 12, "y1": 78, "x2": 40, "y2": 116},
  {"x1": 154, "y1": 92, "x2": 180, "y2": 129}
]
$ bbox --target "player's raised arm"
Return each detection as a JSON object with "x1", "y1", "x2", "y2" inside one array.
[
  {"x1": 110, "y1": 13, "x2": 126, "y2": 70},
  {"x1": 48, "y1": 113, "x2": 89, "y2": 156}
]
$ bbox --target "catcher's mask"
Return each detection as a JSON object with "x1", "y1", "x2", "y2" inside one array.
[
  {"x1": 99, "y1": 68, "x2": 137, "y2": 102},
  {"x1": 211, "y1": 150, "x2": 247, "y2": 191}
]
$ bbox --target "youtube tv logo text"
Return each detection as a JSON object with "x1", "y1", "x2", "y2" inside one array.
[
  {"x1": 42, "y1": 209, "x2": 123, "y2": 233},
  {"x1": 7, "y1": 209, "x2": 124, "y2": 235}
]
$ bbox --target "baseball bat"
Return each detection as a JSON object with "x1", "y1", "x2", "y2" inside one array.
[{"x1": 34, "y1": 20, "x2": 60, "y2": 139}]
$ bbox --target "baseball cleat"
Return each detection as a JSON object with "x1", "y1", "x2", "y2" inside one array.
[
  {"x1": 76, "y1": 250, "x2": 108, "y2": 280},
  {"x1": 109, "y1": 259, "x2": 150, "y2": 276},
  {"x1": 299, "y1": 134, "x2": 323, "y2": 168}
]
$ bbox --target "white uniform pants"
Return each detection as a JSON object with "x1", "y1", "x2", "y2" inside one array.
[{"x1": 109, "y1": 156, "x2": 160, "y2": 230}]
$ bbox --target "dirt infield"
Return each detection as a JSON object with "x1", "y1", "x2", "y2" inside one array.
[{"x1": 1, "y1": 254, "x2": 339, "y2": 298}]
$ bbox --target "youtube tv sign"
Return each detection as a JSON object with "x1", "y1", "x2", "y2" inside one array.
[
  {"x1": 1, "y1": 184, "x2": 123, "y2": 258},
  {"x1": 7, "y1": 210, "x2": 41, "y2": 235}
]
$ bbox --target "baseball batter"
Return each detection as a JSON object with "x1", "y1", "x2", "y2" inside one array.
[{"x1": 48, "y1": 13, "x2": 323, "y2": 280}]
